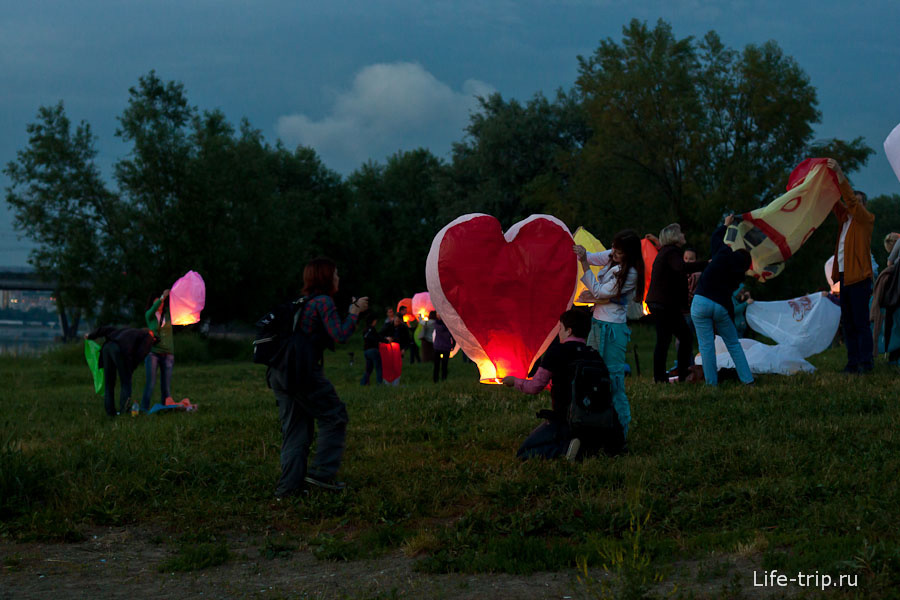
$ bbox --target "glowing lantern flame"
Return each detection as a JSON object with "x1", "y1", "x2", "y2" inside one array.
[{"x1": 412, "y1": 292, "x2": 434, "y2": 321}]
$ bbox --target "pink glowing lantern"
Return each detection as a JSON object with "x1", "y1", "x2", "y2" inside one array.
[{"x1": 169, "y1": 270, "x2": 206, "y2": 326}]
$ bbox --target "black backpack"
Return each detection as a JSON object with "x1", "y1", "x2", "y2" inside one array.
[
  {"x1": 568, "y1": 345, "x2": 625, "y2": 455},
  {"x1": 253, "y1": 297, "x2": 316, "y2": 392}
]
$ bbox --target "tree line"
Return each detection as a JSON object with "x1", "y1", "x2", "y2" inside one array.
[{"x1": 5, "y1": 19, "x2": 897, "y2": 339}]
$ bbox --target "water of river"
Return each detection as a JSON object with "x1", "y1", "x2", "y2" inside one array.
[{"x1": 0, "y1": 324, "x2": 82, "y2": 356}]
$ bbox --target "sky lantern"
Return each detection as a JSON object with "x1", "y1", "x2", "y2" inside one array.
[
  {"x1": 426, "y1": 214, "x2": 578, "y2": 383},
  {"x1": 572, "y1": 227, "x2": 606, "y2": 306},
  {"x1": 169, "y1": 270, "x2": 206, "y2": 325},
  {"x1": 640, "y1": 237, "x2": 658, "y2": 315},
  {"x1": 724, "y1": 158, "x2": 842, "y2": 282},
  {"x1": 885, "y1": 122, "x2": 900, "y2": 184},
  {"x1": 412, "y1": 291, "x2": 434, "y2": 321},
  {"x1": 396, "y1": 297, "x2": 416, "y2": 323}
]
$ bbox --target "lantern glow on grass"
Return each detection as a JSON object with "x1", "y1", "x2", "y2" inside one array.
[{"x1": 426, "y1": 214, "x2": 578, "y2": 384}]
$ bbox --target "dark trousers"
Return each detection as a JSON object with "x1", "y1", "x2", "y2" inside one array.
[
  {"x1": 101, "y1": 342, "x2": 132, "y2": 416},
  {"x1": 142, "y1": 352, "x2": 174, "y2": 411},
  {"x1": 270, "y1": 367, "x2": 348, "y2": 496},
  {"x1": 433, "y1": 351, "x2": 449, "y2": 382},
  {"x1": 840, "y1": 275, "x2": 874, "y2": 369},
  {"x1": 649, "y1": 304, "x2": 694, "y2": 382},
  {"x1": 360, "y1": 348, "x2": 383, "y2": 385},
  {"x1": 408, "y1": 342, "x2": 421, "y2": 364},
  {"x1": 517, "y1": 420, "x2": 570, "y2": 460}
]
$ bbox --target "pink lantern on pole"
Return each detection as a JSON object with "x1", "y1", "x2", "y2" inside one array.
[{"x1": 169, "y1": 271, "x2": 206, "y2": 325}]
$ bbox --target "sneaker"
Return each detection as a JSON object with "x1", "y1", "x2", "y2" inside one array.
[
  {"x1": 565, "y1": 438, "x2": 581, "y2": 462},
  {"x1": 131, "y1": 403, "x2": 140, "y2": 417},
  {"x1": 304, "y1": 475, "x2": 347, "y2": 492}
]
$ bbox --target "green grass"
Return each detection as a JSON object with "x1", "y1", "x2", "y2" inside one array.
[{"x1": 2, "y1": 325, "x2": 899, "y2": 596}]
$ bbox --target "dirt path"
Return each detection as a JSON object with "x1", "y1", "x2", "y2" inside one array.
[{"x1": 1, "y1": 527, "x2": 578, "y2": 599}]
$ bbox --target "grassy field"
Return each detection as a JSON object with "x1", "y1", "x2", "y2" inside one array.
[{"x1": 2, "y1": 325, "x2": 899, "y2": 598}]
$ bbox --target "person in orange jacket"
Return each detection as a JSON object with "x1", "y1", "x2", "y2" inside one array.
[{"x1": 828, "y1": 158, "x2": 875, "y2": 374}]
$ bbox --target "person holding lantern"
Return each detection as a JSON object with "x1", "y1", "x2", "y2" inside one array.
[
  {"x1": 269, "y1": 257, "x2": 368, "y2": 496},
  {"x1": 503, "y1": 308, "x2": 624, "y2": 460},
  {"x1": 140, "y1": 288, "x2": 175, "y2": 414},
  {"x1": 572, "y1": 229, "x2": 643, "y2": 438}
]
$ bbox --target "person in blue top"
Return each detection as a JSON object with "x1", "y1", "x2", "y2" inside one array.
[
  {"x1": 269, "y1": 257, "x2": 369, "y2": 497},
  {"x1": 690, "y1": 215, "x2": 754, "y2": 385}
]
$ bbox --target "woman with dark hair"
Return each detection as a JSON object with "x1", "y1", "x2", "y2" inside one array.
[
  {"x1": 140, "y1": 288, "x2": 174, "y2": 414},
  {"x1": 269, "y1": 257, "x2": 369, "y2": 496},
  {"x1": 645, "y1": 223, "x2": 708, "y2": 382},
  {"x1": 572, "y1": 229, "x2": 643, "y2": 437},
  {"x1": 690, "y1": 216, "x2": 754, "y2": 385}
]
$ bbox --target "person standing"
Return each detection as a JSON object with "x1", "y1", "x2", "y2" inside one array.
[
  {"x1": 432, "y1": 313, "x2": 454, "y2": 383},
  {"x1": 359, "y1": 316, "x2": 383, "y2": 385},
  {"x1": 419, "y1": 312, "x2": 436, "y2": 363},
  {"x1": 141, "y1": 288, "x2": 175, "y2": 413},
  {"x1": 645, "y1": 223, "x2": 707, "y2": 382},
  {"x1": 572, "y1": 229, "x2": 643, "y2": 438},
  {"x1": 829, "y1": 159, "x2": 875, "y2": 374},
  {"x1": 270, "y1": 257, "x2": 368, "y2": 497}
]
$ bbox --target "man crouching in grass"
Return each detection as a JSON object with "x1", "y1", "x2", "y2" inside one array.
[{"x1": 502, "y1": 308, "x2": 626, "y2": 461}]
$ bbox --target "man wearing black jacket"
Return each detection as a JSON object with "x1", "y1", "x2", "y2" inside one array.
[{"x1": 86, "y1": 326, "x2": 157, "y2": 416}]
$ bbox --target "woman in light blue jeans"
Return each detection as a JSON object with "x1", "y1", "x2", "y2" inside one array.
[
  {"x1": 691, "y1": 295, "x2": 753, "y2": 385},
  {"x1": 690, "y1": 216, "x2": 754, "y2": 385}
]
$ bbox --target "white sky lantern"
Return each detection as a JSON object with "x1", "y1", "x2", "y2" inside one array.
[{"x1": 885, "y1": 122, "x2": 900, "y2": 184}]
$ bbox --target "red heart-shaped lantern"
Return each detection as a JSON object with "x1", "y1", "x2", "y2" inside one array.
[{"x1": 426, "y1": 214, "x2": 578, "y2": 383}]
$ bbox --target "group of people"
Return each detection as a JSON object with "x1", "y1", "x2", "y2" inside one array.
[
  {"x1": 359, "y1": 307, "x2": 454, "y2": 386},
  {"x1": 84, "y1": 288, "x2": 176, "y2": 416},
  {"x1": 86, "y1": 159, "x2": 883, "y2": 497}
]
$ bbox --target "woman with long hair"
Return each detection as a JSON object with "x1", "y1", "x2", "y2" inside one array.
[
  {"x1": 572, "y1": 229, "x2": 644, "y2": 438},
  {"x1": 269, "y1": 257, "x2": 368, "y2": 497}
]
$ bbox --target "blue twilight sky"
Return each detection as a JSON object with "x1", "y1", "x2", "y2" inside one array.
[{"x1": 2, "y1": 0, "x2": 899, "y2": 267}]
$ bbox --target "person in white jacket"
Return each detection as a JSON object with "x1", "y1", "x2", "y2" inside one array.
[{"x1": 572, "y1": 229, "x2": 644, "y2": 437}]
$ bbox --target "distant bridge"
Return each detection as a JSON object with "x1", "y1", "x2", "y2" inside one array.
[{"x1": 0, "y1": 270, "x2": 56, "y2": 292}]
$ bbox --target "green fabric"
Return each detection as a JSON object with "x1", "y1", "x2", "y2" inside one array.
[
  {"x1": 146, "y1": 298, "x2": 174, "y2": 355},
  {"x1": 84, "y1": 339, "x2": 104, "y2": 394}
]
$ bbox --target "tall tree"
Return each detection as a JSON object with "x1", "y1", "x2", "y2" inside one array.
[
  {"x1": 572, "y1": 19, "x2": 872, "y2": 250},
  {"x1": 4, "y1": 102, "x2": 124, "y2": 337},
  {"x1": 114, "y1": 71, "x2": 196, "y2": 311},
  {"x1": 445, "y1": 90, "x2": 588, "y2": 229}
]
